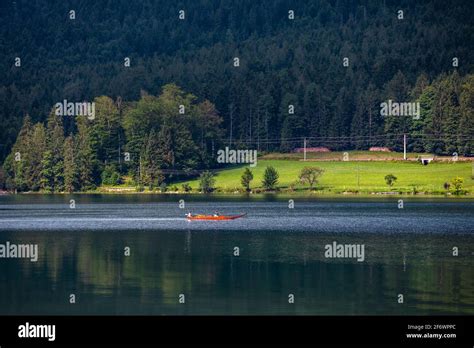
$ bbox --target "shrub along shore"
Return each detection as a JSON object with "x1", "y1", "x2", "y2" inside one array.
[
  {"x1": 174, "y1": 159, "x2": 473, "y2": 196},
  {"x1": 3, "y1": 152, "x2": 473, "y2": 196},
  {"x1": 87, "y1": 158, "x2": 473, "y2": 197}
]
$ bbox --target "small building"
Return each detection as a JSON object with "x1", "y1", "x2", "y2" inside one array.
[
  {"x1": 294, "y1": 147, "x2": 331, "y2": 153},
  {"x1": 419, "y1": 156, "x2": 434, "y2": 165},
  {"x1": 369, "y1": 147, "x2": 391, "y2": 152}
]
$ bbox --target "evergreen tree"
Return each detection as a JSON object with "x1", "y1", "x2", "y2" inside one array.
[
  {"x1": 1, "y1": 0, "x2": 473, "y2": 163},
  {"x1": 39, "y1": 151, "x2": 55, "y2": 192},
  {"x1": 63, "y1": 135, "x2": 79, "y2": 193},
  {"x1": 199, "y1": 171, "x2": 215, "y2": 193},
  {"x1": 303, "y1": 83, "x2": 325, "y2": 140},
  {"x1": 90, "y1": 96, "x2": 121, "y2": 165},
  {"x1": 196, "y1": 100, "x2": 223, "y2": 167},
  {"x1": 142, "y1": 129, "x2": 164, "y2": 189},
  {"x1": 418, "y1": 85, "x2": 437, "y2": 153},
  {"x1": 383, "y1": 71, "x2": 412, "y2": 151},
  {"x1": 409, "y1": 74, "x2": 430, "y2": 152},
  {"x1": 240, "y1": 168, "x2": 254, "y2": 192},
  {"x1": 76, "y1": 117, "x2": 98, "y2": 191},
  {"x1": 27, "y1": 123, "x2": 47, "y2": 190},
  {"x1": 458, "y1": 75, "x2": 474, "y2": 155},
  {"x1": 3, "y1": 115, "x2": 33, "y2": 191},
  {"x1": 440, "y1": 71, "x2": 461, "y2": 154},
  {"x1": 262, "y1": 166, "x2": 279, "y2": 190},
  {"x1": 350, "y1": 84, "x2": 379, "y2": 149},
  {"x1": 44, "y1": 111, "x2": 65, "y2": 191},
  {"x1": 279, "y1": 93, "x2": 300, "y2": 152}
]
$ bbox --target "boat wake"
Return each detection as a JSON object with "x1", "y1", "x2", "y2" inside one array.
[{"x1": 0, "y1": 217, "x2": 184, "y2": 222}]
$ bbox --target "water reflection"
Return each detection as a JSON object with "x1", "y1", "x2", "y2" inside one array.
[{"x1": 0, "y1": 228, "x2": 472, "y2": 315}]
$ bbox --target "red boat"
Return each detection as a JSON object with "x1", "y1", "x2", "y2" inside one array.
[{"x1": 186, "y1": 213, "x2": 246, "y2": 221}]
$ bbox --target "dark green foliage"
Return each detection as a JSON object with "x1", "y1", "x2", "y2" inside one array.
[
  {"x1": 384, "y1": 174, "x2": 397, "y2": 187},
  {"x1": 63, "y1": 136, "x2": 79, "y2": 193},
  {"x1": 451, "y1": 177, "x2": 465, "y2": 195},
  {"x1": 2, "y1": 84, "x2": 223, "y2": 192},
  {"x1": 3, "y1": 116, "x2": 33, "y2": 192},
  {"x1": 101, "y1": 164, "x2": 122, "y2": 186},
  {"x1": 28, "y1": 124, "x2": 47, "y2": 191},
  {"x1": 181, "y1": 183, "x2": 192, "y2": 192},
  {"x1": 159, "y1": 182, "x2": 168, "y2": 193},
  {"x1": 240, "y1": 168, "x2": 254, "y2": 192},
  {"x1": 0, "y1": 0, "x2": 472, "y2": 162},
  {"x1": 35, "y1": 112, "x2": 66, "y2": 192},
  {"x1": 39, "y1": 151, "x2": 55, "y2": 192},
  {"x1": 417, "y1": 73, "x2": 474, "y2": 155},
  {"x1": 299, "y1": 167, "x2": 324, "y2": 189},
  {"x1": 458, "y1": 75, "x2": 474, "y2": 155},
  {"x1": 262, "y1": 166, "x2": 279, "y2": 191},
  {"x1": 75, "y1": 117, "x2": 99, "y2": 191},
  {"x1": 0, "y1": 167, "x2": 5, "y2": 190},
  {"x1": 0, "y1": 1, "x2": 473, "y2": 192},
  {"x1": 141, "y1": 129, "x2": 165, "y2": 189},
  {"x1": 199, "y1": 171, "x2": 215, "y2": 193}
]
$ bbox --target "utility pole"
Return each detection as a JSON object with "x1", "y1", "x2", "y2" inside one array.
[
  {"x1": 357, "y1": 165, "x2": 360, "y2": 188},
  {"x1": 369, "y1": 108, "x2": 372, "y2": 147},
  {"x1": 117, "y1": 96, "x2": 123, "y2": 172},
  {"x1": 138, "y1": 155, "x2": 142, "y2": 186},
  {"x1": 403, "y1": 134, "x2": 407, "y2": 160},
  {"x1": 118, "y1": 144, "x2": 121, "y2": 171},
  {"x1": 303, "y1": 137, "x2": 307, "y2": 161},
  {"x1": 229, "y1": 104, "x2": 233, "y2": 147}
]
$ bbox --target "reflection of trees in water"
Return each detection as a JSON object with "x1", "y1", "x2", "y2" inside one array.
[
  {"x1": 3, "y1": 231, "x2": 474, "y2": 314},
  {"x1": 184, "y1": 230, "x2": 191, "y2": 254}
]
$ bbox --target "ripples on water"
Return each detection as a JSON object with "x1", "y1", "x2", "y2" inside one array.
[{"x1": 0, "y1": 195, "x2": 473, "y2": 315}]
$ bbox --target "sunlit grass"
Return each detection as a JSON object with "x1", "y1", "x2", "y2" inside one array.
[{"x1": 180, "y1": 159, "x2": 474, "y2": 194}]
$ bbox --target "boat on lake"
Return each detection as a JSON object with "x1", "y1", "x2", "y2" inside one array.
[{"x1": 186, "y1": 213, "x2": 246, "y2": 221}]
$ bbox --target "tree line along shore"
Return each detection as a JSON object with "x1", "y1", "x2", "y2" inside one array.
[{"x1": 2, "y1": 155, "x2": 471, "y2": 196}]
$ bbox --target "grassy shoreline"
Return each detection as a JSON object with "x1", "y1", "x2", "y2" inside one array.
[
  {"x1": 5, "y1": 191, "x2": 474, "y2": 200},
  {"x1": 176, "y1": 158, "x2": 474, "y2": 196},
  {"x1": 4, "y1": 163, "x2": 473, "y2": 198},
  {"x1": 3, "y1": 153, "x2": 473, "y2": 197}
]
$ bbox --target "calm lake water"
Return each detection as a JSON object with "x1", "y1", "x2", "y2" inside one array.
[{"x1": 0, "y1": 195, "x2": 473, "y2": 315}]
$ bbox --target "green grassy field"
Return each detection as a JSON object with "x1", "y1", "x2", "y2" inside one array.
[{"x1": 178, "y1": 159, "x2": 474, "y2": 195}]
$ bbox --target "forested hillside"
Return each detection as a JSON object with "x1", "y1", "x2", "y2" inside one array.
[
  {"x1": 3, "y1": 84, "x2": 223, "y2": 191},
  {"x1": 0, "y1": 0, "x2": 473, "y2": 191}
]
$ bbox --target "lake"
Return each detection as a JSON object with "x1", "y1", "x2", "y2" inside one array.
[{"x1": 0, "y1": 195, "x2": 473, "y2": 315}]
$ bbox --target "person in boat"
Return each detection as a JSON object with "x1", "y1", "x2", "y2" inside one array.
[
  {"x1": 213, "y1": 211, "x2": 219, "y2": 217},
  {"x1": 186, "y1": 212, "x2": 192, "y2": 218}
]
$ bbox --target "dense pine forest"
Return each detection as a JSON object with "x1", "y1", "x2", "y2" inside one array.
[{"x1": 0, "y1": 0, "x2": 473, "y2": 191}]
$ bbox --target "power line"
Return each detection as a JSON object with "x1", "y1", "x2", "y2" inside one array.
[{"x1": 225, "y1": 133, "x2": 474, "y2": 146}]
